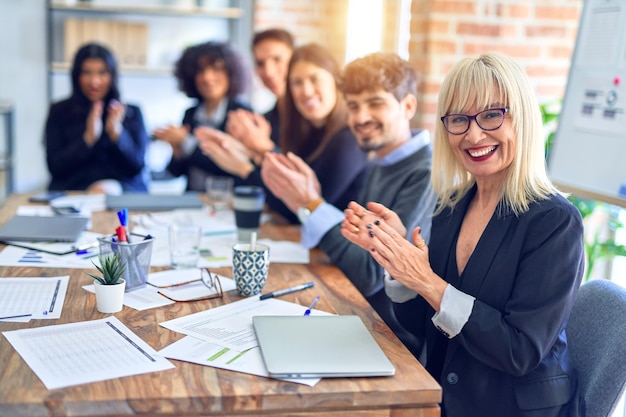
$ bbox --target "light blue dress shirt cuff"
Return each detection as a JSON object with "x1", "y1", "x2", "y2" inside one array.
[
  {"x1": 431, "y1": 284, "x2": 475, "y2": 339},
  {"x1": 300, "y1": 203, "x2": 344, "y2": 249},
  {"x1": 383, "y1": 270, "x2": 419, "y2": 303},
  {"x1": 181, "y1": 134, "x2": 197, "y2": 156}
]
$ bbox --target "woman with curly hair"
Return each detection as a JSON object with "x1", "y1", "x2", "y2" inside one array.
[{"x1": 153, "y1": 40, "x2": 252, "y2": 191}]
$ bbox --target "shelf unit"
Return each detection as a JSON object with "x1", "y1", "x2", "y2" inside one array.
[
  {"x1": 0, "y1": 101, "x2": 14, "y2": 203},
  {"x1": 45, "y1": 0, "x2": 255, "y2": 130}
]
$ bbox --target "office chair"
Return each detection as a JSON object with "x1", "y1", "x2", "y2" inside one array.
[{"x1": 567, "y1": 279, "x2": 626, "y2": 417}]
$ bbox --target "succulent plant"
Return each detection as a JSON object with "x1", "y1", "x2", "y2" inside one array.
[{"x1": 86, "y1": 252, "x2": 126, "y2": 285}]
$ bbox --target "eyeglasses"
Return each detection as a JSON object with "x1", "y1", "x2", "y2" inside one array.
[
  {"x1": 440, "y1": 107, "x2": 509, "y2": 135},
  {"x1": 149, "y1": 269, "x2": 223, "y2": 302}
]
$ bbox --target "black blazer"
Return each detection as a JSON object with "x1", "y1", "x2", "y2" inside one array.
[
  {"x1": 167, "y1": 99, "x2": 252, "y2": 190},
  {"x1": 395, "y1": 187, "x2": 585, "y2": 417},
  {"x1": 45, "y1": 98, "x2": 149, "y2": 192}
]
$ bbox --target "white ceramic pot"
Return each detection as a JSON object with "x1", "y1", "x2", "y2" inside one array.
[{"x1": 93, "y1": 279, "x2": 126, "y2": 313}]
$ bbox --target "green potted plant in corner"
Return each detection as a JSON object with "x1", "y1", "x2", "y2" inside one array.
[
  {"x1": 541, "y1": 101, "x2": 626, "y2": 282},
  {"x1": 86, "y1": 252, "x2": 126, "y2": 313}
]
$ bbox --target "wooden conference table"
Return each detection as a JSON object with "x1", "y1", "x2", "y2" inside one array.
[{"x1": 0, "y1": 193, "x2": 441, "y2": 417}]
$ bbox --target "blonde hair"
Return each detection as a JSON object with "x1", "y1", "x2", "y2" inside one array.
[{"x1": 432, "y1": 52, "x2": 560, "y2": 216}]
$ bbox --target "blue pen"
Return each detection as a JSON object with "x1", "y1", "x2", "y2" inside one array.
[{"x1": 303, "y1": 296, "x2": 320, "y2": 316}]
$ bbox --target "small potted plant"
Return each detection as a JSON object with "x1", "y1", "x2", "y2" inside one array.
[{"x1": 86, "y1": 252, "x2": 127, "y2": 313}]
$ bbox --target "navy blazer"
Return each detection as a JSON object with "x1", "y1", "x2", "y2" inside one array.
[{"x1": 395, "y1": 187, "x2": 585, "y2": 417}]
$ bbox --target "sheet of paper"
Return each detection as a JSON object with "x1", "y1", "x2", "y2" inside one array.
[
  {"x1": 159, "y1": 336, "x2": 319, "y2": 386},
  {"x1": 160, "y1": 296, "x2": 328, "y2": 351},
  {"x1": 131, "y1": 209, "x2": 305, "y2": 268},
  {"x1": 132, "y1": 208, "x2": 237, "y2": 235},
  {"x1": 83, "y1": 271, "x2": 237, "y2": 311},
  {"x1": 0, "y1": 245, "x2": 98, "y2": 268},
  {"x1": 15, "y1": 204, "x2": 94, "y2": 230},
  {"x1": 132, "y1": 227, "x2": 308, "y2": 268},
  {"x1": 147, "y1": 269, "x2": 237, "y2": 301},
  {"x1": 0, "y1": 276, "x2": 69, "y2": 322},
  {"x1": 138, "y1": 228, "x2": 236, "y2": 268},
  {"x1": 51, "y1": 194, "x2": 107, "y2": 213},
  {"x1": 2, "y1": 316, "x2": 175, "y2": 390},
  {"x1": 83, "y1": 283, "x2": 173, "y2": 310}
]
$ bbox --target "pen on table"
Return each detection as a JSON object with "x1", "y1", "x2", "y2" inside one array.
[
  {"x1": 0, "y1": 314, "x2": 32, "y2": 320},
  {"x1": 259, "y1": 281, "x2": 315, "y2": 300},
  {"x1": 303, "y1": 296, "x2": 320, "y2": 316},
  {"x1": 75, "y1": 249, "x2": 98, "y2": 259}
]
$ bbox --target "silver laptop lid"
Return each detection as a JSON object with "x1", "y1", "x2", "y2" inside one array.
[
  {"x1": 105, "y1": 193, "x2": 203, "y2": 211},
  {"x1": 253, "y1": 315, "x2": 395, "y2": 379},
  {"x1": 0, "y1": 215, "x2": 90, "y2": 242}
]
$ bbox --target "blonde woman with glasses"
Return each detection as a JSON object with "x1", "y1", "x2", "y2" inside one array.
[{"x1": 341, "y1": 52, "x2": 585, "y2": 417}]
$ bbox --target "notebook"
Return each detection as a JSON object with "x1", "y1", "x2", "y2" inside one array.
[
  {"x1": 0, "y1": 215, "x2": 90, "y2": 242},
  {"x1": 253, "y1": 315, "x2": 395, "y2": 379},
  {"x1": 105, "y1": 193, "x2": 203, "y2": 211}
]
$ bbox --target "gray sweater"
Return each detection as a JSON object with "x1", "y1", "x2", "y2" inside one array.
[{"x1": 318, "y1": 142, "x2": 435, "y2": 298}]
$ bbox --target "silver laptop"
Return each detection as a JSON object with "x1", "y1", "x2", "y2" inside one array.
[
  {"x1": 105, "y1": 193, "x2": 203, "y2": 211},
  {"x1": 0, "y1": 215, "x2": 90, "y2": 242},
  {"x1": 253, "y1": 315, "x2": 395, "y2": 379}
]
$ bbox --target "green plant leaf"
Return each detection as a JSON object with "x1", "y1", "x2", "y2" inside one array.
[
  {"x1": 84, "y1": 252, "x2": 126, "y2": 285},
  {"x1": 542, "y1": 99, "x2": 626, "y2": 281}
]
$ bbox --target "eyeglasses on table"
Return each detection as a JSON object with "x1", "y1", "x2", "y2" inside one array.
[{"x1": 148, "y1": 268, "x2": 223, "y2": 302}]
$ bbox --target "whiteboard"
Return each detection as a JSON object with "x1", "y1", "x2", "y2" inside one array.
[{"x1": 548, "y1": 0, "x2": 626, "y2": 207}]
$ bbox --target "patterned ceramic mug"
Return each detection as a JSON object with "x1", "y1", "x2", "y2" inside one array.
[{"x1": 232, "y1": 243, "x2": 270, "y2": 296}]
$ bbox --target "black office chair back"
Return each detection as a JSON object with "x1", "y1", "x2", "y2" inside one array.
[{"x1": 567, "y1": 279, "x2": 626, "y2": 417}]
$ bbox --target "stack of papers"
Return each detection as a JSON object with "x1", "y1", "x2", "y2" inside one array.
[{"x1": 158, "y1": 296, "x2": 329, "y2": 386}]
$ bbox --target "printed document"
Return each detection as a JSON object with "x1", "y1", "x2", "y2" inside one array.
[
  {"x1": 159, "y1": 296, "x2": 328, "y2": 385},
  {"x1": 159, "y1": 296, "x2": 314, "y2": 351},
  {"x1": 0, "y1": 276, "x2": 69, "y2": 322},
  {"x1": 3, "y1": 316, "x2": 175, "y2": 389}
]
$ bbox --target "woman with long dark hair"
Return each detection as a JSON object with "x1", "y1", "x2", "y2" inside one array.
[
  {"x1": 196, "y1": 43, "x2": 369, "y2": 224},
  {"x1": 45, "y1": 42, "x2": 149, "y2": 193}
]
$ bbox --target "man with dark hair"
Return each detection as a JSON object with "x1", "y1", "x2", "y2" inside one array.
[
  {"x1": 260, "y1": 52, "x2": 435, "y2": 359},
  {"x1": 226, "y1": 28, "x2": 294, "y2": 159}
]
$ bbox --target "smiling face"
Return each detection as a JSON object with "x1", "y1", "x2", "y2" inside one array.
[
  {"x1": 288, "y1": 60, "x2": 337, "y2": 127},
  {"x1": 195, "y1": 59, "x2": 230, "y2": 104},
  {"x1": 345, "y1": 88, "x2": 415, "y2": 157},
  {"x1": 79, "y1": 58, "x2": 111, "y2": 102},
  {"x1": 446, "y1": 101, "x2": 516, "y2": 185},
  {"x1": 253, "y1": 39, "x2": 292, "y2": 98}
]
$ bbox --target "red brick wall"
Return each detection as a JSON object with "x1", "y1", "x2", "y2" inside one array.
[
  {"x1": 253, "y1": 0, "x2": 348, "y2": 67},
  {"x1": 409, "y1": 0, "x2": 582, "y2": 131},
  {"x1": 254, "y1": 0, "x2": 583, "y2": 132}
]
